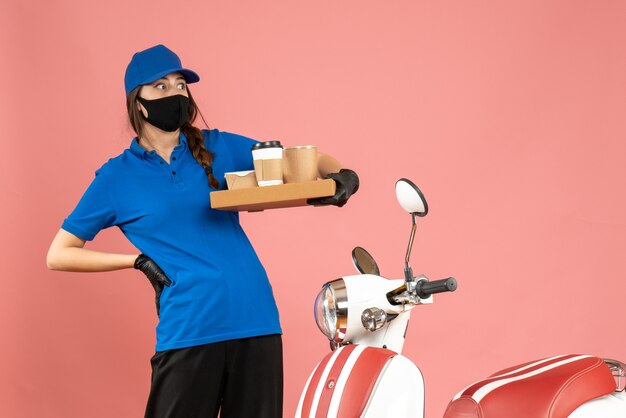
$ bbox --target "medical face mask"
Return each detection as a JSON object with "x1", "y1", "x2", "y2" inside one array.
[{"x1": 137, "y1": 94, "x2": 190, "y2": 132}]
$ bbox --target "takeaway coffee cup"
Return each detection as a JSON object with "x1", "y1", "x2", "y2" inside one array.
[
  {"x1": 283, "y1": 145, "x2": 318, "y2": 183},
  {"x1": 251, "y1": 141, "x2": 284, "y2": 186},
  {"x1": 224, "y1": 170, "x2": 258, "y2": 190}
]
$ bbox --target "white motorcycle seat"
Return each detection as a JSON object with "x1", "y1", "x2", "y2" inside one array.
[{"x1": 443, "y1": 354, "x2": 616, "y2": 418}]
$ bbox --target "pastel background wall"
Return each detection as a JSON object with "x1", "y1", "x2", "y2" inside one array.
[{"x1": 2, "y1": 0, "x2": 625, "y2": 417}]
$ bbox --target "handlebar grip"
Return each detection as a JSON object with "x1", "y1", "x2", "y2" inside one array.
[{"x1": 416, "y1": 277, "x2": 457, "y2": 299}]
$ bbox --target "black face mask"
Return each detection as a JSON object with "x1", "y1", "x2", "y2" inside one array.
[{"x1": 137, "y1": 94, "x2": 190, "y2": 132}]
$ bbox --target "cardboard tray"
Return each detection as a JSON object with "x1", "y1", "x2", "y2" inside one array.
[{"x1": 210, "y1": 179, "x2": 336, "y2": 212}]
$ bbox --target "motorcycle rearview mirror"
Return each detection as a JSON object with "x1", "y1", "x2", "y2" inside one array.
[
  {"x1": 395, "y1": 179, "x2": 428, "y2": 284},
  {"x1": 395, "y1": 178, "x2": 428, "y2": 216},
  {"x1": 351, "y1": 246, "x2": 381, "y2": 276}
]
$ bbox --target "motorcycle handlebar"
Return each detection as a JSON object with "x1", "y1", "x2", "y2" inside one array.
[{"x1": 415, "y1": 277, "x2": 457, "y2": 299}]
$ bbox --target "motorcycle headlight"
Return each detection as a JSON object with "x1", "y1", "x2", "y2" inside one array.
[{"x1": 314, "y1": 279, "x2": 348, "y2": 343}]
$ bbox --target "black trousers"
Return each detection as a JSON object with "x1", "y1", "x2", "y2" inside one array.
[{"x1": 144, "y1": 334, "x2": 283, "y2": 418}]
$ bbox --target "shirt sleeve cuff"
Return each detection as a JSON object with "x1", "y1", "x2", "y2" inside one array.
[{"x1": 60, "y1": 221, "x2": 96, "y2": 241}]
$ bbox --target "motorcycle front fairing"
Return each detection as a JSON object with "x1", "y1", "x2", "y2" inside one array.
[
  {"x1": 298, "y1": 273, "x2": 433, "y2": 418},
  {"x1": 295, "y1": 344, "x2": 426, "y2": 418},
  {"x1": 326, "y1": 274, "x2": 432, "y2": 354}
]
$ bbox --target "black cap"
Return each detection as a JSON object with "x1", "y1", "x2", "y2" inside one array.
[{"x1": 251, "y1": 141, "x2": 283, "y2": 151}]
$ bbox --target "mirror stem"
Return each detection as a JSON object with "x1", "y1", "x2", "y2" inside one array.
[{"x1": 404, "y1": 213, "x2": 417, "y2": 283}]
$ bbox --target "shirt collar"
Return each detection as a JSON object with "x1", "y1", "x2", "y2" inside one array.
[{"x1": 129, "y1": 131, "x2": 189, "y2": 160}]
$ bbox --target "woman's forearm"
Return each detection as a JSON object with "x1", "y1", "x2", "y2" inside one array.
[
  {"x1": 317, "y1": 151, "x2": 344, "y2": 178},
  {"x1": 47, "y1": 247, "x2": 138, "y2": 272}
]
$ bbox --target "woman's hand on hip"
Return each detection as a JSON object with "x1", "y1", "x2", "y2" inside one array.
[{"x1": 134, "y1": 254, "x2": 172, "y2": 317}]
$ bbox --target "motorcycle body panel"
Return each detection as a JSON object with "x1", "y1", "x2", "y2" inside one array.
[
  {"x1": 295, "y1": 345, "x2": 425, "y2": 418},
  {"x1": 569, "y1": 391, "x2": 626, "y2": 417}
]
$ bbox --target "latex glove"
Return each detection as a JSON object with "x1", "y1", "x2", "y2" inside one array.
[
  {"x1": 307, "y1": 168, "x2": 360, "y2": 207},
  {"x1": 134, "y1": 254, "x2": 172, "y2": 317}
]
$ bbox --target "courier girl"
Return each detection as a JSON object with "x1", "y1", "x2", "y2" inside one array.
[{"x1": 46, "y1": 44, "x2": 359, "y2": 418}]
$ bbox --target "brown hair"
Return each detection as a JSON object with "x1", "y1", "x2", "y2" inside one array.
[{"x1": 126, "y1": 86, "x2": 220, "y2": 189}]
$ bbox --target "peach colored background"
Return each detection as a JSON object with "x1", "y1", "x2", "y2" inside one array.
[{"x1": 2, "y1": 1, "x2": 625, "y2": 417}]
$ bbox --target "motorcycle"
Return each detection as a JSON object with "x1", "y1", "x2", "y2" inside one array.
[{"x1": 295, "y1": 178, "x2": 626, "y2": 417}]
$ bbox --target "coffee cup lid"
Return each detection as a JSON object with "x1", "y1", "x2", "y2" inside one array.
[
  {"x1": 252, "y1": 140, "x2": 283, "y2": 151},
  {"x1": 284, "y1": 145, "x2": 317, "y2": 150}
]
